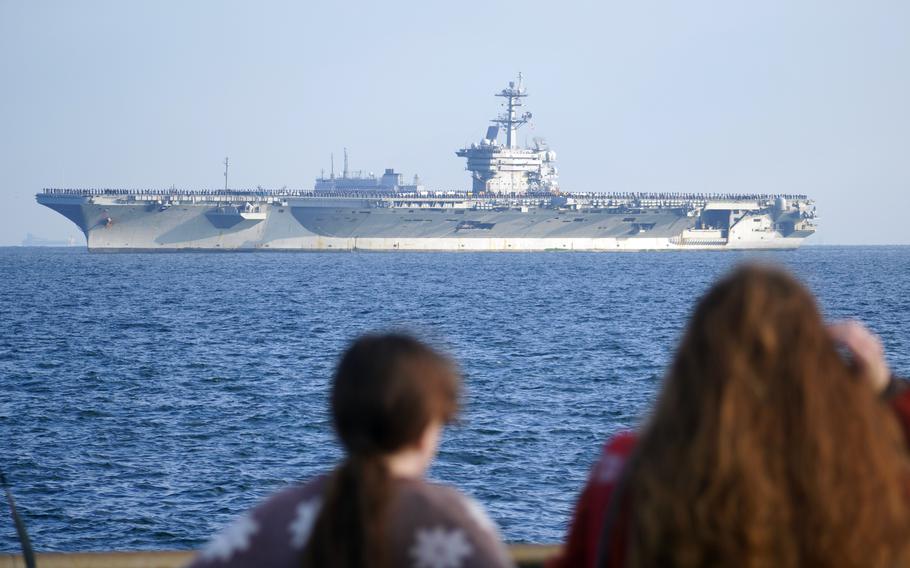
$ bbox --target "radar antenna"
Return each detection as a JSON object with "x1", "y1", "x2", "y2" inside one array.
[{"x1": 493, "y1": 72, "x2": 532, "y2": 149}]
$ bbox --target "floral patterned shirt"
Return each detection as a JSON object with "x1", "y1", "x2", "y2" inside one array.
[{"x1": 187, "y1": 475, "x2": 513, "y2": 568}]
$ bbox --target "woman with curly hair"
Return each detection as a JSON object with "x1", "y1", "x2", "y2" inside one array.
[{"x1": 553, "y1": 264, "x2": 910, "y2": 568}]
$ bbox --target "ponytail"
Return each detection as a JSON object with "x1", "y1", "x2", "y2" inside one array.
[{"x1": 303, "y1": 455, "x2": 391, "y2": 568}]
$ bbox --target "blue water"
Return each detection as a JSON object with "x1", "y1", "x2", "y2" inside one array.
[{"x1": 2, "y1": 246, "x2": 910, "y2": 552}]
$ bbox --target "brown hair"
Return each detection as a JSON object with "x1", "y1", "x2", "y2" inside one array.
[
  {"x1": 302, "y1": 333, "x2": 459, "y2": 568},
  {"x1": 621, "y1": 264, "x2": 910, "y2": 568}
]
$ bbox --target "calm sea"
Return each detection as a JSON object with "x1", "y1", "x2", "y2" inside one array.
[{"x1": 2, "y1": 246, "x2": 910, "y2": 551}]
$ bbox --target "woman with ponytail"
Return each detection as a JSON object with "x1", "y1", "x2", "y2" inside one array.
[{"x1": 190, "y1": 333, "x2": 511, "y2": 568}]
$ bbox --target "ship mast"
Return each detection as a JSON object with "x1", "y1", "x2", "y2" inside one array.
[
  {"x1": 493, "y1": 72, "x2": 531, "y2": 149},
  {"x1": 223, "y1": 157, "x2": 229, "y2": 190}
]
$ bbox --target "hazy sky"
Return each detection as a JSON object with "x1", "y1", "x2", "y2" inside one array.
[{"x1": 1, "y1": 0, "x2": 908, "y2": 245}]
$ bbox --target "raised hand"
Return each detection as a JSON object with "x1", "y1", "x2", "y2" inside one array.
[{"x1": 829, "y1": 320, "x2": 891, "y2": 394}]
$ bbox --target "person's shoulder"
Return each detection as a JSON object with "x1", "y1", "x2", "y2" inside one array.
[
  {"x1": 603, "y1": 431, "x2": 637, "y2": 455},
  {"x1": 590, "y1": 431, "x2": 637, "y2": 485},
  {"x1": 253, "y1": 475, "x2": 328, "y2": 520},
  {"x1": 189, "y1": 475, "x2": 329, "y2": 568},
  {"x1": 251, "y1": 475, "x2": 329, "y2": 549},
  {"x1": 394, "y1": 479, "x2": 511, "y2": 567},
  {"x1": 418, "y1": 482, "x2": 500, "y2": 533},
  {"x1": 399, "y1": 479, "x2": 477, "y2": 513}
]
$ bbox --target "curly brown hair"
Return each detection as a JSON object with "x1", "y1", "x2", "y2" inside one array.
[{"x1": 622, "y1": 264, "x2": 910, "y2": 568}]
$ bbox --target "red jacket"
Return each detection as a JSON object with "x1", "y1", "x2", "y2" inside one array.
[{"x1": 550, "y1": 387, "x2": 910, "y2": 568}]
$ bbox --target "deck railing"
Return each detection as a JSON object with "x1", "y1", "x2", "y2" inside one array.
[
  {"x1": 39, "y1": 188, "x2": 811, "y2": 202},
  {"x1": 2, "y1": 545, "x2": 560, "y2": 568}
]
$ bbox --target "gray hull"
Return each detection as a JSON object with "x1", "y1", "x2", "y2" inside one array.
[{"x1": 37, "y1": 191, "x2": 815, "y2": 252}]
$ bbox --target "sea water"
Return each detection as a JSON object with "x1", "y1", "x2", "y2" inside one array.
[{"x1": 2, "y1": 246, "x2": 909, "y2": 551}]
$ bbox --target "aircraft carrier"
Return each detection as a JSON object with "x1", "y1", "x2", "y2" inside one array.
[{"x1": 37, "y1": 75, "x2": 816, "y2": 252}]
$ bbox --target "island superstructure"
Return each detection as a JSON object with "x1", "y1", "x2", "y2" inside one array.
[
  {"x1": 37, "y1": 76, "x2": 816, "y2": 252},
  {"x1": 456, "y1": 75, "x2": 559, "y2": 194}
]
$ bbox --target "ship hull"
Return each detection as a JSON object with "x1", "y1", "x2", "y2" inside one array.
[{"x1": 39, "y1": 196, "x2": 812, "y2": 252}]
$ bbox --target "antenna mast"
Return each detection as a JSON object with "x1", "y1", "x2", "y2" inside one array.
[
  {"x1": 343, "y1": 148, "x2": 349, "y2": 179},
  {"x1": 330, "y1": 153, "x2": 335, "y2": 179},
  {"x1": 223, "y1": 157, "x2": 229, "y2": 190},
  {"x1": 493, "y1": 72, "x2": 531, "y2": 149}
]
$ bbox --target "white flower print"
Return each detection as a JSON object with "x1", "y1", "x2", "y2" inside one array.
[
  {"x1": 409, "y1": 526, "x2": 473, "y2": 568},
  {"x1": 199, "y1": 513, "x2": 259, "y2": 562},
  {"x1": 288, "y1": 497, "x2": 322, "y2": 549}
]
